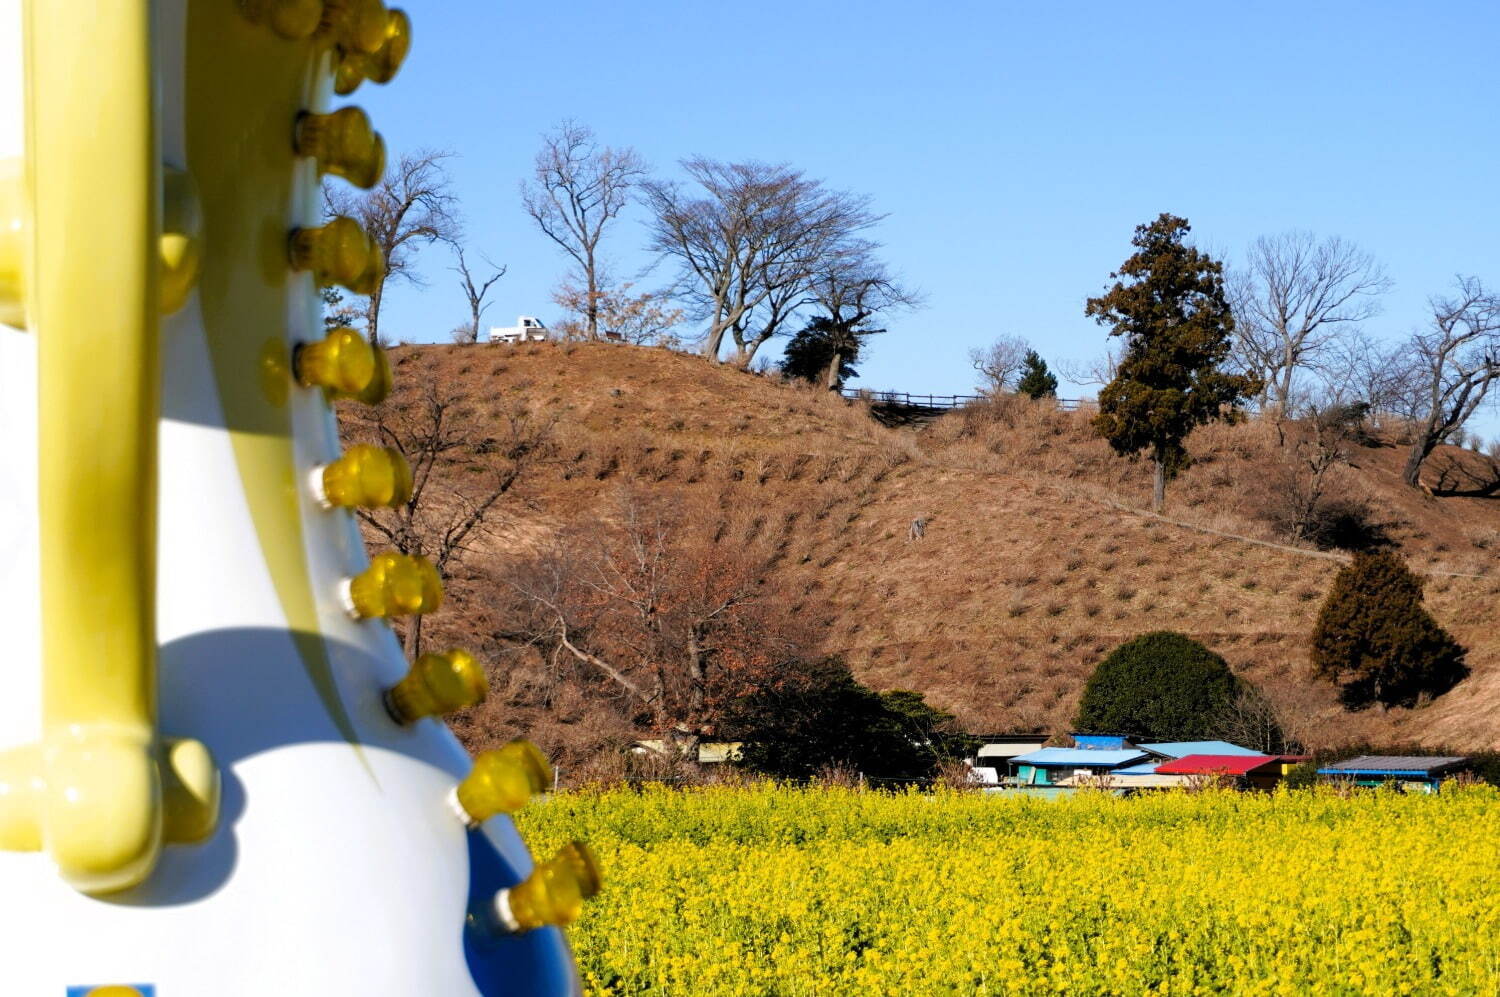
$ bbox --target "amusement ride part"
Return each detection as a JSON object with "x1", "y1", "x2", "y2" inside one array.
[{"x1": 0, "y1": 1, "x2": 597, "y2": 992}]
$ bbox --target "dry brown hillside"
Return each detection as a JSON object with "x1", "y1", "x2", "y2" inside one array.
[{"x1": 348, "y1": 341, "x2": 1500, "y2": 757}]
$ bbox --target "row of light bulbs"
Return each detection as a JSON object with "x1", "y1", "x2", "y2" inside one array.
[{"x1": 250, "y1": 0, "x2": 602, "y2": 933}]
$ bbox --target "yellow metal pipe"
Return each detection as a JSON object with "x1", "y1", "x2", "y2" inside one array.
[{"x1": 26, "y1": 0, "x2": 163, "y2": 893}]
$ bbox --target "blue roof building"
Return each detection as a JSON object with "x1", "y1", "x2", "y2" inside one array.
[
  {"x1": 1010, "y1": 748, "x2": 1148, "y2": 787},
  {"x1": 1071, "y1": 734, "x2": 1134, "y2": 750}
]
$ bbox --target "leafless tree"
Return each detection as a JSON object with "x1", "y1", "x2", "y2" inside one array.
[
  {"x1": 1262, "y1": 402, "x2": 1367, "y2": 544},
  {"x1": 1212, "y1": 685, "x2": 1299, "y2": 755},
  {"x1": 1319, "y1": 330, "x2": 1407, "y2": 415},
  {"x1": 326, "y1": 148, "x2": 461, "y2": 345},
  {"x1": 521, "y1": 122, "x2": 646, "y2": 341},
  {"x1": 1393, "y1": 277, "x2": 1500, "y2": 489},
  {"x1": 643, "y1": 158, "x2": 878, "y2": 366},
  {"x1": 550, "y1": 276, "x2": 683, "y2": 344},
  {"x1": 452, "y1": 247, "x2": 506, "y2": 343},
  {"x1": 499, "y1": 490, "x2": 802, "y2": 745},
  {"x1": 1229, "y1": 232, "x2": 1390, "y2": 412},
  {"x1": 804, "y1": 242, "x2": 921, "y2": 389},
  {"x1": 968, "y1": 334, "x2": 1031, "y2": 395},
  {"x1": 1059, "y1": 344, "x2": 1123, "y2": 389},
  {"x1": 344, "y1": 380, "x2": 550, "y2": 656}
]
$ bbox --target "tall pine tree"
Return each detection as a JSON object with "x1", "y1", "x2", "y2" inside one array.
[{"x1": 1086, "y1": 214, "x2": 1259, "y2": 511}]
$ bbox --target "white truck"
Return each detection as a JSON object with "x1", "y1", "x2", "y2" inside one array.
[{"x1": 488, "y1": 315, "x2": 550, "y2": 344}]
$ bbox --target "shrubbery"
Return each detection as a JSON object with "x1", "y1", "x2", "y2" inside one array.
[
  {"x1": 723, "y1": 657, "x2": 975, "y2": 781},
  {"x1": 1074, "y1": 631, "x2": 1242, "y2": 741},
  {"x1": 1311, "y1": 550, "x2": 1468, "y2": 709}
]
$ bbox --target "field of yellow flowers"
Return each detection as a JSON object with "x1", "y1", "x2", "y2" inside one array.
[{"x1": 517, "y1": 783, "x2": 1500, "y2": 996}]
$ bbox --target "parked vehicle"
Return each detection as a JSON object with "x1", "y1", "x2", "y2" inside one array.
[{"x1": 489, "y1": 316, "x2": 550, "y2": 344}]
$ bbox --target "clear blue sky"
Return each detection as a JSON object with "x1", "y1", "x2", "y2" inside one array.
[{"x1": 362, "y1": 1, "x2": 1500, "y2": 440}]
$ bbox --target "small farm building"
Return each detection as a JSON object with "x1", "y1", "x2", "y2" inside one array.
[
  {"x1": 1010, "y1": 748, "x2": 1147, "y2": 786},
  {"x1": 1153, "y1": 754, "x2": 1303, "y2": 790},
  {"x1": 1317, "y1": 756, "x2": 1469, "y2": 793}
]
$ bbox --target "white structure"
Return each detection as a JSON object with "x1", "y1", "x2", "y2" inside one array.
[
  {"x1": 489, "y1": 316, "x2": 550, "y2": 344},
  {"x1": 0, "y1": 3, "x2": 579, "y2": 992}
]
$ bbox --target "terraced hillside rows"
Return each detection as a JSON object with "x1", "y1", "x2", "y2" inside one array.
[{"x1": 342, "y1": 342, "x2": 1500, "y2": 759}]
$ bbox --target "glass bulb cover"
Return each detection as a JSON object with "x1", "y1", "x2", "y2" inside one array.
[
  {"x1": 295, "y1": 107, "x2": 386, "y2": 189},
  {"x1": 501, "y1": 841, "x2": 602, "y2": 933},
  {"x1": 289, "y1": 215, "x2": 381, "y2": 293},
  {"x1": 320, "y1": 444, "x2": 411, "y2": 508},
  {"x1": 347, "y1": 551, "x2": 443, "y2": 619},
  {"x1": 295, "y1": 326, "x2": 377, "y2": 397},
  {"x1": 386, "y1": 649, "x2": 487, "y2": 724},
  {"x1": 455, "y1": 740, "x2": 553, "y2": 824}
]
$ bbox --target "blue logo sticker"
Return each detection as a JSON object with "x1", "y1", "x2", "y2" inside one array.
[{"x1": 67, "y1": 987, "x2": 153, "y2": 996}]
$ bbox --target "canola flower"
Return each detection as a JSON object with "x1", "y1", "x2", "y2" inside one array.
[{"x1": 517, "y1": 782, "x2": 1500, "y2": 996}]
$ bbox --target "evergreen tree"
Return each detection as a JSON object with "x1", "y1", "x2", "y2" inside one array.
[
  {"x1": 1310, "y1": 550, "x2": 1468, "y2": 709},
  {"x1": 1016, "y1": 350, "x2": 1058, "y2": 399},
  {"x1": 1074, "y1": 631, "x2": 1239, "y2": 741},
  {"x1": 1086, "y1": 214, "x2": 1260, "y2": 511},
  {"x1": 781, "y1": 316, "x2": 865, "y2": 389},
  {"x1": 724, "y1": 658, "x2": 972, "y2": 780}
]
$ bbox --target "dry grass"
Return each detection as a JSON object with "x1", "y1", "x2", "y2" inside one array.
[{"x1": 359, "y1": 343, "x2": 1500, "y2": 755}]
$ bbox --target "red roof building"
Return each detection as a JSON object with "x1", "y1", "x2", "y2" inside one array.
[{"x1": 1155, "y1": 754, "x2": 1277, "y2": 775}]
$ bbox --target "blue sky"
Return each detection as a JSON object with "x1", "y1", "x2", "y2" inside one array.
[{"x1": 359, "y1": 1, "x2": 1500, "y2": 440}]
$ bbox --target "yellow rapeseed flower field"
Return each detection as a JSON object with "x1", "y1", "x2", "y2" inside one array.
[{"x1": 517, "y1": 783, "x2": 1500, "y2": 996}]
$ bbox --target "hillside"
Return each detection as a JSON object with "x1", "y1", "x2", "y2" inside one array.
[{"x1": 345, "y1": 341, "x2": 1500, "y2": 763}]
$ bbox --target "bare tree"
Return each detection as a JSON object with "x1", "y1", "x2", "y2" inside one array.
[
  {"x1": 1394, "y1": 276, "x2": 1500, "y2": 489},
  {"x1": 1212, "y1": 684, "x2": 1298, "y2": 755},
  {"x1": 500, "y1": 489, "x2": 803, "y2": 746},
  {"x1": 551, "y1": 277, "x2": 683, "y2": 344},
  {"x1": 1059, "y1": 344, "x2": 1123, "y2": 389},
  {"x1": 968, "y1": 334, "x2": 1031, "y2": 395},
  {"x1": 343, "y1": 379, "x2": 550, "y2": 656},
  {"x1": 643, "y1": 158, "x2": 878, "y2": 366},
  {"x1": 1229, "y1": 232, "x2": 1390, "y2": 411},
  {"x1": 521, "y1": 122, "x2": 646, "y2": 341},
  {"x1": 326, "y1": 148, "x2": 460, "y2": 345},
  {"x1": 1262, "y1": 402, "x2": 1368, "y2": 544},
  {"x1": 452, "y1": 247, "x2": 506, "y2": 343}
]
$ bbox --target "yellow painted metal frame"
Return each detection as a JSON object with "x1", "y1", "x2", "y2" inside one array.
[{"x1": 0, "y1": 0, "x2": 218, "y2": 895}]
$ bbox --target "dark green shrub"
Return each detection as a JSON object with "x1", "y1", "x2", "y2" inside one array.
[
  {"x1": 723, "y1": 657, "x2": 973, "y2": 781},
  {"x1": 1311, "y1": 551, "x2": 1468, "y2": 709},
  {"x1": 1073, "y1": 631, "x2": 1238, "y2": 741}
]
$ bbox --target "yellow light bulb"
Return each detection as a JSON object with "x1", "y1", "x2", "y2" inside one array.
[
  {"x1": 344, "y1": 551, "x2": 442, "y2": 619},
  {"x1": 316, "y1": 444, "x2": 412, "y2": 509},
  {"x1": 239, "y1": 0, "x2": 324, "y2": 39},
  {"x1": 320, "y1": 0, "x2": 389, "y2": 54},
  {"x1": 333, "y1": 8, "x2": 412, "y2": 94},
  {"x1": 295, "y1": 107, "x2": 387, "y2": 189},
  {"x1": 384, "y1": 649, "x2": 488, "y2": 725},
  {"x1": 452, "y1": 741, "x2": 553, "y2": 826},
  {"x1": 356, "y1": 344, "x2": 393, "y2": 405},
  {"x1": 288, "y1": 215, "x2": 383, "y2": 293},
  {"x1": 295, "y1": 326, "x2": 376, "y2": 396},
  {"x1": 491, "y1": 842, "x2": 603, "y2": 934}
]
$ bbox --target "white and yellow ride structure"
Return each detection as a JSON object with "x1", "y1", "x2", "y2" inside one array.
[{"x1": 0, "y1": 2, "x2": 596, "y2": 993}]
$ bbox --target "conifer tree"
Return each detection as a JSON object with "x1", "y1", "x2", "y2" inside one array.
[
  {"x1": 1016, "y1": 350, "x2": 1058, "y2": 399},
  {"x1": 1310, "y1": 550, "x2": 1468, "y2": 709},
  {"x1": 1086, "y1": 214, "x2": 1260, "y2": 511}
]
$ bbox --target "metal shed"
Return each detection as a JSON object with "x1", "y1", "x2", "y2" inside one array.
[{"x1": 1317, "y1": 756, "x2": 1469, "y2": 792}]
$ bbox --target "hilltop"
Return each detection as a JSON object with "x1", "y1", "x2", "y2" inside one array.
[{"x1": 346, "y1": 341, "x2": 1500, "y2": 762}]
